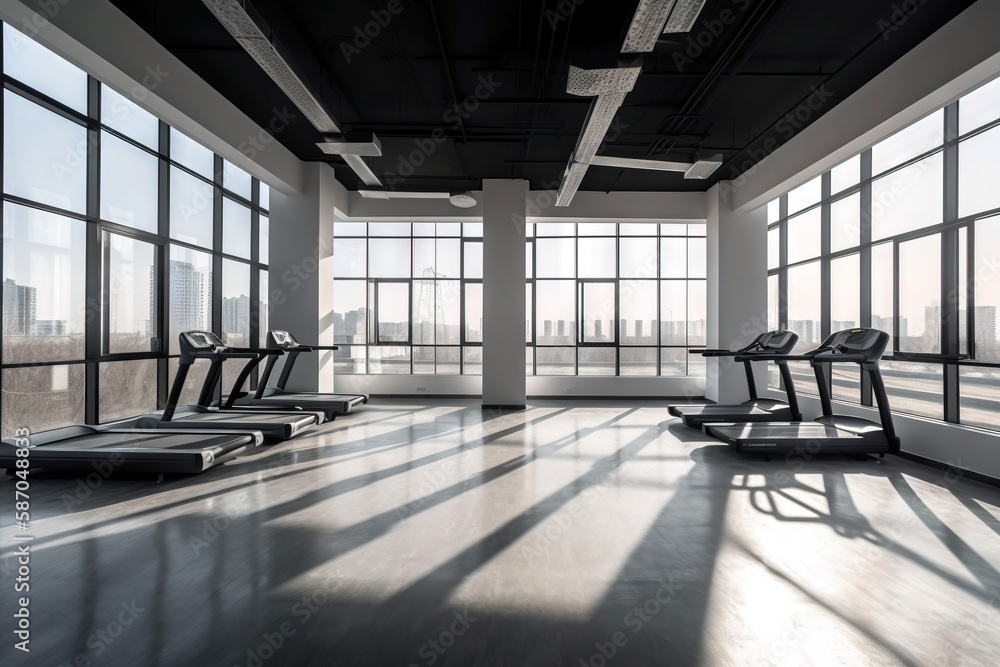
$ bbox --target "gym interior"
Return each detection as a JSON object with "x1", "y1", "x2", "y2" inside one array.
[{"x1": 3, "y1": 0, "x2": 1000, "y2": 664}]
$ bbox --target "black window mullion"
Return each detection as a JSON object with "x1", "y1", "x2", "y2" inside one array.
[
  {"x1": 860, "y1": 149, "x2": 874, "y2": 406},
  {"x1": 211, "y1": 155, "x2": 223, "y2": 339},
  {"x1": 156, "y1": 120, "x2": 170, "y2": 407},
  {"x1": 942, "y1": 101, "x2": 961, "y2": 422}
]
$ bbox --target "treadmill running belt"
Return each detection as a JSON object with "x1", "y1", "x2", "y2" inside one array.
[
  {"x1": 707, "y1": 423, "x2": 862, "y2": 440},
  {"x1": 37, "y1": 432, "x2": 252, "y2": 451}
]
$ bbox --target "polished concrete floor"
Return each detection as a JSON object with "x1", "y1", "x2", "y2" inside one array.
[{"x1": 3, "y1": 400, "x2": 1000, "y2": 666}]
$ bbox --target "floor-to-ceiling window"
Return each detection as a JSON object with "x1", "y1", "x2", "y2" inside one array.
[
  {"x1": 331, "y1": 222, "x2": 483, "y2": 375},
  {"x1": 767, "y1": 74, "x2": 1000, "y2": 431},
  {"x1": 1, "y1": 23, "x2": 269, "y2": 435},
  {"x1": 526, "y1": 222, "x2": 707, "y2": 377}
]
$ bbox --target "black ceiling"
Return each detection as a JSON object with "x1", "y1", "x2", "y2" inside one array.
[{"x1": 109, "y1": 0, "x2": 976, "y2": 193}]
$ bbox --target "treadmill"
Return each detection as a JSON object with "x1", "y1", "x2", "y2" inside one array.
[
  {"x1": 0, "y1": 426, "x2": 262, "y2": 475},
  {"x1": 132, "y1": 331, "x2": 323, "y2": 441},
  {"x1": 668, "y1": 330, "x2": 802, "y2": 427},
  {"x1": 223, "y1": 330, "x2": 368, "y2": 421},
  {"x1": 703, "y1": 328, "x2": 902, "y2": 456}
]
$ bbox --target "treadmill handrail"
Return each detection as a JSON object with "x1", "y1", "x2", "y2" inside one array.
[{"x1": 886, "y1": 352, "x2": 970, "y2": 363}]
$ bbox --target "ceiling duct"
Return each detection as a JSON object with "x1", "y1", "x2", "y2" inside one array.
[
  {"x1": 621, "y1": 0, "x2": 709, "y2": 53},
  {"x1": 201, "y1": 0, "x2": 340, "y2": 133},
  {"x1": 358, "y1": 190, "x2": 478, "y2": 208},
  {"x1": 683, "y1": 154, "x2": 724, "y2": 179}
]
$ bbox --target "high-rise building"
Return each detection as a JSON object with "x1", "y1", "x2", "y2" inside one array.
[
  {"x1": 2, "y1": 278, "x2": 37, "y2": 335},
  {"x1": 166, "y1": 260, "x2": 211, "y2": 339},
  {"x1": 222, "y1": 293, "x2": 251, "y2": 344}
]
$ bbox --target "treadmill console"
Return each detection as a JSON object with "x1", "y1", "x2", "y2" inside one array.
[
  {"x1": 268, "y1": 330, "x2": 300, "y2": 348},
  {"x1": 182, "y1": 330, "x2": 226, "y2": 350},
  {"x1": 819, "y1": 328, "x2": 889, "y2": 361}
]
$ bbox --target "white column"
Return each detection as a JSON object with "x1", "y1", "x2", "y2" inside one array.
[
  {"x1": 268, "y1": 163, "x2": 340, "y2": 392},
  {"x1": 482, "y1": 179, "x2": 528, "y2": 408},
  {"x1": 706, "y1": 183, "x2": 768, "y2": 403}
]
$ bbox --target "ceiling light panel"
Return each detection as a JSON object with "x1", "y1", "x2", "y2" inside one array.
[
  {"x1": 590, "y1": 155, "x2": 692, "y2": 172},
  {"x1": 566, "y1": 66, "x2": 642, "y2": 164},
  {"x1": 663, "y1": 0, "x2": 708, "y2": 33},
  {"x1": 341, "y1": 155, "x2": 382, "y2": 187},
  {"x1": 358, "y1": 190, "x2": 450, "y2": 200},
  {"x1": 201, "y1": 0, "x2": 340, "y2": 133},
  {"x1": 621, "y1": 0, "x2": 676, "y2": 53},
  {"x1": 684, "y1": 154, "x2": 724, "y2": 179},
  {"x1": 316, "y1": 135, "x2": 383, "y2": 156}
]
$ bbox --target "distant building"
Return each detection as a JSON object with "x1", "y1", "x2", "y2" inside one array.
[
  {"x1": 165, "y1": 261, "x2": 211, "y2": 339},
  {"x1": 34, "y1": 320, "x2": 66, "y2": 335},
  {"x1": 2, "y1": 278, "x2": 36, "y2": 335},
  {"x1": 222, "y1": 293, "x2": 251, "y2": 343}
]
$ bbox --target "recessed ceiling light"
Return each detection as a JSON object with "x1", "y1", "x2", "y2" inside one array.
[
  {"x1": 449, "y1": 193, "x2": 477, "y2": 208},
  {"x1": 684, "y1": 154, "x2": 724, "y2": 179},
  {"x1": 590, "y1": 155, "x2": 693, "y2": 172}
]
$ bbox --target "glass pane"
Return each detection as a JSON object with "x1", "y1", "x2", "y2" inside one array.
[
  {"x1": 871, "y1": 153, "x2": 943, "y2": 241},
  {"x1": 221, "y1": 259, "x2": 250, "y2": 347},
  {"x1": 767, "y1": 274, "x2": 779, "y2": 332},
  {"x1": 620, "y1": 348, "x2": 656, "y2": 376},
  {"x1": 880, "y1": 360, "x2": 943, "y2": 419},
  {"x1": 413, "y1": 280, "x2": 435, "y2": 344},
  {"x1": 464, "y1": 241, "x2": 483, "y2": 279},
  {"x1": 959, "y1": 228, "x2": 968, "y2": 355},
  {"x1": 463, "y1": 223, "x2": 483, "y2": 237},
  {"x1": 440, "y1": 346, "x2": 463, "y2": 375},
  {"x1": 413, "y1": 222, "x2": 435, "y2": 236},
  {"x1": 334, "y1": 222, "x2": 367, "y2": 236},
  {"x1": 787, "y1": 176, "x2": 821, "y2": 214},
  {"x1": 831, "y1": 193, "x2": 861, "y2": 253},
  {"x1": 437, "y1": 222, "x2": 461, "y2": 236},
  {"x1": 333, "y1": 238, "x2": 366, "y2": 277},
  {"x1": 413, "y1": 346, "x2": 435, "y2": 374},
  {"x1": 437, "y1": 238, "x2": 461, "y2": 278},
  {"x1": 526, "y1": 283, "x2": 533, "y2": 343},
  {"x1": 370, "y1": 222, "x2": 410, "y2": 236},
  {"x1": 368, "y1": 345, "x2": 410, "y2": 374},
  {"x1": 787, "y1": 208, "x2": 821, "y2": 264},
  {"x1": 260, "y1": 183, "x2": 270, "y2": 211},
  {"x1": 333, "y1": 280, "x2": 367, "y2": 345},
  {"x1": 169, "y1": 166, "x2": 214, "y2": 248},
  {"x1": 960, "y1": 367, "x2": 1000, "y2": 431},
  {"x1": 4, "y1": 90, "x2": 87, "y2": 213},
  {"x1": 767, "y1": 228, "x2": 779, "y2": 270},
  {"x1": 105, "y1": 233, "x2": 158, "y2": 354},
  {"x1": 99, "y1": 359, "x2": 157, "y2": 423},
  {"x1": 899, "y1": 234, "x2": 940, "y2": 354},
  {"x1": 526, "y1": 242, "x2": 533, "y2": 279},
  {"x1": 786, "y1": 261, "x2": 821, "y2": 351},
  {"x1": 168, "y1": 358, "x2": 212, "y2": 408},
  {"x1": 464, "y1": 282, "x2": 483, "y2": 343},
  {"x1": 871, "y1": 242, "x2": 895, "y2": 348},
  {"x1": 579, "y1": 348, "x2": 615, "y2": 375},
  {"x1": 830, "y1": 155, "x2": 860, "y2": 194},
  {"x1": 871, "y1": 110, "x2": 944, "y2": 175},
  {"x1": 3, "y1": 24, "x2": 88, "y2": 112},
  {"x1": 369, "y1": 238, "x2": 410, "y2": 278},
  {"x1": 535, "y1": 238, "x2": 575, "y2": 278},
  {"x1": 687, "y1": 224, "x2": 706, "y2": 237},
  {"x1": 2, "y1": 364, "x2": 85, "y2": 437},
  {"x1": 2, "y1": 203, "x2": 86, "y2": 363},
  {"x1": 974, "y1": 216, "x2": 1000, "y2": 362},
  {"x1": 413, "y1": 239, "x2": 435, "y2": 279},
  {"x1": 830, "y1": 364, "x2": 860, "y2": 404},
  {"x1": 580, "y1": 222, "x2": 616, "y2": 236},
  {"x1": 830, "y1": 254, "x2": 860, "y2": 330},
  {"x1": 101, "y1": 131, "x2": 159, "y2": 233},
  {"x1": 222, "y1": 198, "x2": 251, "y2": 259},
  {"x1": 438, "y1": 279, "x2": 461, "y2": 345},
  {"x1": 259, "y1": 216, "x2": 269, "y2": 265},
  {"x1": 582, "y1": 282, "x2": 615, "y2": 343},
  {"x1": 578, "y1": 238, "x2": 616, "y2": 278},
  {"x1": 767, "y1": 199, "x2": 780, "y2": 224},
  {"x1": 620, "y1": 223, "x2": 657, "y2": 236},
  {"x1": 660, "y1": 223, "x2": 687, "y2": 236},
  {"x1": 334, "y1": 344, "x2": 366, "y2": 374},
  {"x1": 661, "y1": 237, "x2": 687, "y2": 278},
  {"x1": 460, "y1": 347, "x2": 481, "y2": 375},
  {"x1": 619, "y1": 237, "x2": 658, "y2": 278},
  {"x1": 526, "y1": 347, "x2": 534, "y2": 375},
  {"x1": 536, "y1": 347, "x2": 575, "y2": 375},
  {"x1": 535, "y1": 222, "x2": 575, "y2": 236},
  {"x1": 688, "y1": 280, "x2": 707, "y2": 346},
  {"x1": 101, "y1": 85, "x2": 158, "y2": 148},
  {"x1": 688, "y1": 237, "x2": 706, "y2": 279},
  {"x1": 223, "y1": 159, "x2": 252, "y2": 200},
  {"x1": 959, "y1": 125, "x2": 1000, "y2": 218},
  {"x1": 168, "y1": 245, "x2": 212, "y2": 354},
  {"x1": 620, "y1": 280, "x2": 657, "y2": 345},
  {"x1": 536, "y1": 281, "x2": 575, "y2": 344},
  {"x1": 660, "y1": 281, "x2": 687, "y2": 345},
  {"x1": 259, "y1": 270, "x2": 268, "y2": 347},
  {"x1": 376, "y1": 282, "x2": 409, "y2": 343},
  {"x1": 660, "y1": 348, "x2": 686, "y2": 377},
  {"x1": 170, "y1": 128, "x2": 215, "y2": 179},
  {"x1": 960, "y1": 77, "x2": 1000, "y2": 135}
]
